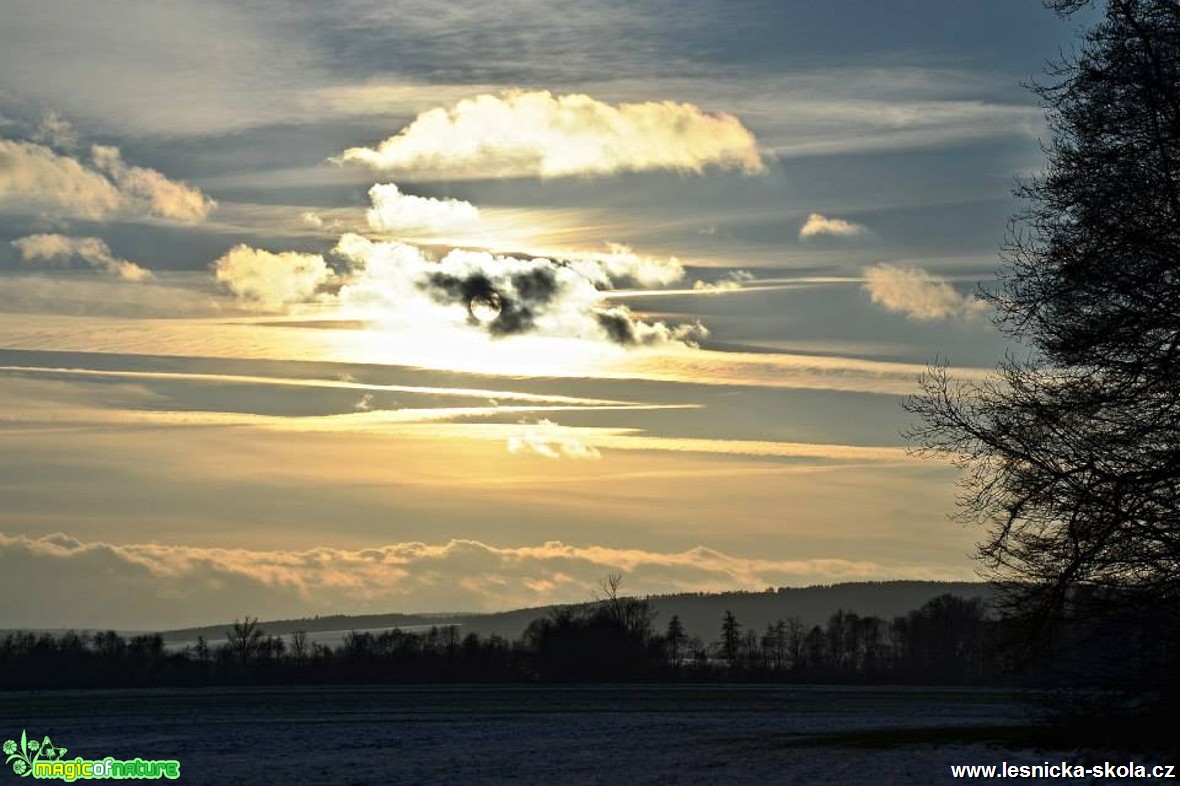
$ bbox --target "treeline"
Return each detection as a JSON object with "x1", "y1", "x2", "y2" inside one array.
[{"x1": 0, "y1": 592, "x2": 1008, "y2": 689}]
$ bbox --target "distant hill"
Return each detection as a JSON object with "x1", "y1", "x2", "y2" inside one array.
[
  {"x1": 157, "y1": 581, "x2": 993, "y2": 647},
  {"x1": 643, "y1": 581, "x2": 994, "y2": 641}
]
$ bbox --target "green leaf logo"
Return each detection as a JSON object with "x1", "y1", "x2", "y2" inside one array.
[{"x1": 4, "y1": 731, "x2": 66, "y2": 778}]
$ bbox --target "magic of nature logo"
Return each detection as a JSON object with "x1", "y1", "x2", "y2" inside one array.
[{"x1": 4, "y1": 731, "x2": 179, "y2": 781}]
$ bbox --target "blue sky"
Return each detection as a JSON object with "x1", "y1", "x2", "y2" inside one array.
[{"x1": 0, "y1": 1, "x2": 1094, "y2": 629}]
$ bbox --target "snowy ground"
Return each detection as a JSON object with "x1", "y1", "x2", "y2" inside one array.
[{"x1": 0, "y1": 685, "x2": 1167, "y2": 784}]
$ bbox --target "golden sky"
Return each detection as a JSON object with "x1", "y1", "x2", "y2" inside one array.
[{"x1": 0, "y1": 0, "x2": 1084, "y2": 629}]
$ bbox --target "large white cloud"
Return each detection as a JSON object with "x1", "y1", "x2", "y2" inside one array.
[
  {"x1": 862, "y1": 263, "x2": 989, "y2": 321},
  {"x1": 337, "y1": 90, "x2": 765, "y2": 178},
  {"x1": 12, "y1": 233, "x2": 152, "y2": 281},
  {"x1": 212, "y1": 244, "x2": 335, "y2": 312},
  {"x1": 0, "y1": 137, "x2": 214, "y2": 223},
  {"x1": 366, "y1": 182, "x2": 482, "y2": 234}
]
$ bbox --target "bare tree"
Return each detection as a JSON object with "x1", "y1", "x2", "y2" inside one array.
[
  {"x1": 784, "y1": 616, "x2": 806, "y2": 670},
  {"x1": 907, "y1": 1, "x2": 1180, "y2": 729},
  {"x1": 596, "y1": 573, "x2": 654, "y2": 638},
  {"x1": 289, "y1": 630, "x2": 309, "y2": 664},
  {"x1": 226, "y1": 616, "x2": 264, "y2": 666},
  {"x1": 907, "y1": 0, "x2": 1180, "y2": 640}
]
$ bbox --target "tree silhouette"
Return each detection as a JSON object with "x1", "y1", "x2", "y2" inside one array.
[
  {"x1": 665, "y1": 615, "x2": 687, "y2": 667},
  {"x1": 289, "y1": 630, "x2": 309, "y2": 664},
  {"x1": 908, "y1": 0, "x2": 1180, "y2": 638},
  {"x1": 226, "y1": 617, "x2": 264, "y2": 666},
  {"x1": 597, "y1": 573, "x2": 655, "y2": 637},
  {"x1": 0, "y1": 592, "x2": 1009, "y2": 689},
  {"x1": 194, "y1": 635, "x2": 210, "y2": 665},
  {"x1": 907, "y1": 0, "x2": 1180, "y2": 727},
  {"x1": 720, "y1": 610, "x2": 741, "y2": 666},
  {"x1": 783, "y1": 617, "x2": 805, "y2": 671}
]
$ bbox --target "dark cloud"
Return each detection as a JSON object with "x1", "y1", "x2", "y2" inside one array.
[
  {"x1": 594, "y1": 305, "x2": 707, "y2": 347},
  {"x1": 423, "y1": 268, "x2": 554, "y2": 336},
  {"x1": 595, "y1": 307, "x2": 640, "y2": 345}
]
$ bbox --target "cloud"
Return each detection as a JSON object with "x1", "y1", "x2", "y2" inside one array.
[
  {"x1": 299, "y1": 210, "x2": 344, "y2": 233},
  {"x1": 366, "y1": 182, "x2": 482, "y2": 235},
  {"x1": 332, "y1": 234, "x2": 705, "y2": 347},
  {"x1": 0, "y1": 1, "x2": 325, "y2": 137},
  {"x1": 593, "y1": 305, "x2": 707, "y2": 347},
  {"x1": 507, "y1": 419, "x2": 601, "y2": 460},
  {"x1": 0, "y1": 365, "x2": 635, "y2": 408},
  {"x1": 0, "y1": 139, "x2": 123, "y2": 219},
  {"x1": 212, "y1": 244, "x2": 335, "y2": 312},
  {"x1": 591, "y1": 242, "x2": 684, "y2": 288},
  {"x1": 0, "y1": 531, "x2": 964, "y2": 628},
  {"x1": 0, "y1": 275, "x2": 220, "y2": 318},
  {"x1": 799, "y1": 213, "x2": 867, "y2": 239},
  {"x1": 692, "y1": 269, "x2": 754, "y2": 293},
  {"x1": 0, "y1": 371, "x2": 906, "y2": 462},
  {"x1": 615, "y1": 347, "x2": 992, "y2": 396},
  {"x1": 862, "y1": 263, "x2": 989, "y2": 322},
  {"x1": 11, "y1": 233, "x2": 152, "y2": 281},
  {"x1": 91, "y1": 144, "x2": 215, "y2": 223},
  {"x1": 33, "y1": 110, "x2": 79, "y2": 150},
  {"x1": 336, "y1": 90, "x2": 765, "y2": 178},
  {"x1": 0, "y1": 136, "x2": 214, "y2": 223}
]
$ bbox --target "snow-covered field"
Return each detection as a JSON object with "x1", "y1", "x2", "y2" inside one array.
[{"x1": 0, "y1": 685, "x2": 1161, "y2": 784}]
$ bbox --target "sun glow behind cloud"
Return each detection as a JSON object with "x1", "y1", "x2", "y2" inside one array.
[
  {"x1": 0, "y1": 309, "x2": 991, "y2": 395},
  {"x1": 0, "y1": 5, "x2": 1025, "y2": 630}
]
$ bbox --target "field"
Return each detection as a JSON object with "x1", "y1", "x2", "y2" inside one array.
[{"x1": 0, "y1": 685, "x2": 1140, "y2": 784}]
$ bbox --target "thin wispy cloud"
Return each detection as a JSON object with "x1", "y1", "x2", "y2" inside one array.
[
  {"x1": 32, "y1": 110, "x2": 79, "y2": 150},
  {"x1": 0, "y1": 311, "x2": 992, "y2": 395},
  {"x1": 614, "y1": 348, "x2": 992, "y2": 396},
  {"x1": 0, "y1": 371, "x2": 912, "y2": 467},
  {"x1": 0, "y1": 365, "x2": 644, "y2": 407},
  {"x1": 0, "y1": 274, "x2": 222, "y2": 318}
]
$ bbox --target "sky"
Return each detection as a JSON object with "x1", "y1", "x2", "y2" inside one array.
[{"x1": 0, "y1": 0, "x2": 1097, "y2": 630}]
